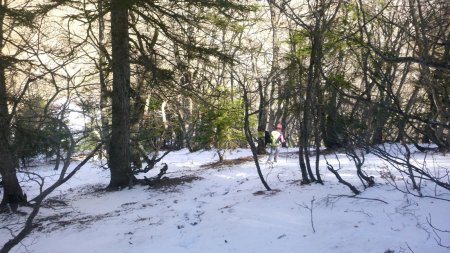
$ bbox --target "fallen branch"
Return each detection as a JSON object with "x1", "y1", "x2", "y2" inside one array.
[
  {"x1": 133, "y1": 149, "x2": 171, "y2": 174},
  {"x1": 1, "y1": 142, "x2": 103, "y2": 253},
  {"x1": 136, "y1": 163, "x2": 169, "y2": 186},
  {"x1": 298, "y1": 197, "x2": 316, "y2": 233},
  {"x1": 427, "y1": 214, "x2": 450, "y2": 249},
  {"x1": 328, "y1": 194, "x2": 388, "y2": 204},
  {"x1": 326, "y1": 163, "x2": 361, "y2": 195}
]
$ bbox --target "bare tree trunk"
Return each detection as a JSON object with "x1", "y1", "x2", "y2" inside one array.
[
  {"x1": 302, "y1": 11, "x2": 325, "y2": 183},
  {"x1": 408, "y1": 0, "x2": 449, "y2": 151},
  {"x1": 256, "y1": 79, "x2": 269, "y2": 154},
  {"x1": 243, "y1": 87, "x2": 271, "y2": 191},
  {"x1": 396, "y1": 77, "x2": 418, "y2": 142},
  {"x1": 0, "y1": 2, "x2": 25, "y2": 210},
  {"x1": 108, "y1": 0, "x2": 132, "y2": 189},
  {"x1": 129, "y1": 65, "x2": 148, "y2": 169},
  {"x1": 323, "y1": 80, "x2": 342, "y2": 149},
  {"x1": 291, "y1": 35, "x2": 310, "y2": 184},
  {"x1": 298, "y1": 122, "x2": 310, "y2": 184},
  {"x1": 98, "y1": 0, "x2": 110, "y2": 159},
  {"x1": 314, "y1": 86, "x2": 324, "y2": 184}
]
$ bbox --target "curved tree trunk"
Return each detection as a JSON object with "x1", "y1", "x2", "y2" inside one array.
[{"x1": 243, "y1": 88, "x2": 271, "y2": 191}]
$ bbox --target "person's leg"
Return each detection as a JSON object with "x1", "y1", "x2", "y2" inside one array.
[
  {"x1": 268, "y1": 146, "x2": 274, "y2": 162},
  {"x1": 274, "y1": 146, "x2": 279, "y2": 162}
]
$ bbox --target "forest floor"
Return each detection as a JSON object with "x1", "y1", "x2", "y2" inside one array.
[{"x1": 1, "y1": 146, "x2": 450, "y2": 253}]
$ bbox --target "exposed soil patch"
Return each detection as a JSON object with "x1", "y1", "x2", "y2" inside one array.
[
  {"x1": 253, "y1": 189, "x2": 281, "y2": 196},
  {"x1": 69, "y1": 183, "x2": 108, "y2": 198},
  {"x1": 201, "y1": 156, "x2": 255, "y2": 169},
  {"x1": 42, "y1": 198, "x2": 69, "y2": 208},
  {"x1": 147, "y1": 175, "x2": 203, "y2": 191},
  {"x1": 35, "y1": 212, "x2": 116, "y2": 233}
]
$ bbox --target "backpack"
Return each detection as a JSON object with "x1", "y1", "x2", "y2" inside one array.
[
  {"x1": 264, "y1": 131, "x2": 271, "y2": 146},
  {"x1": 270, "y1": 130, "x2": 282, "y2": 146}
]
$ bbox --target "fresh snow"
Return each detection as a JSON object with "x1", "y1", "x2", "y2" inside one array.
[{"x1": 1, "y1": 147, "x2": 449, "y2": 253}]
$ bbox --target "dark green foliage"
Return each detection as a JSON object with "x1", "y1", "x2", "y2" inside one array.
[
  {"x1": 288, "y1": 29, "x2": 311, "y2": 58},
  {"x1": 323, "y1": 113, "x2": 345, "y2": 149},
  {"x1": 12, "y1": 97, "x2": 70, "y2": 165},
  {"x1": 136, "y1": 121, "x2": 166, "y2": 151},
  {"x1": 326, "y1": 74, "x2": 353, "y2": 90},
  {"x1": 192, "y1": 90, "x2": 246, "y2": 154}
]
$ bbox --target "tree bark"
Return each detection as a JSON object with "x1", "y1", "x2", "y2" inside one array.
[
  {"x1": 243, "y1": 87, "x2": 271, "y2": 191},
  {"x1": 256, "y1": 79, "x2": 269, "y2": 154},
  {"x1": 108, "y1": 0, "x2": 133, "y2": 189},
  {"x1": 0, "y1": 2, "x2": 25, "y2": 210},
  {"x1": 98, "y1": 0, "x2": 110, "y2": 159}
]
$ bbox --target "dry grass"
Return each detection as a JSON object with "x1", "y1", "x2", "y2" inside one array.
[
  {"x1": 147, "y1": 175, "x2": 203, "y2": 191},
  {"x1": 200, "y1": 156, "x2": 255, "y2": 169}
]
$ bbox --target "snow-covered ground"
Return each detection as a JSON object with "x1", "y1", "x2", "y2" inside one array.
[{"x1": 1, "y1": 147, "x2": 449, "y2": 253}]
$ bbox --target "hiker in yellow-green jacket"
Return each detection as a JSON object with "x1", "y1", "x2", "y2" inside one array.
[{"x1": 268, "y1": 123, "x2": 285, "y2": 163}]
